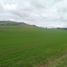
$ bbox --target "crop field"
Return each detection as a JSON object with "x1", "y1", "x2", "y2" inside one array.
[{"x1": 0, "y1": 26, "x2": 67, "y2": 67}]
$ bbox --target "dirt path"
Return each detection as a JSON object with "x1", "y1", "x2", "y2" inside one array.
[{"x1": 39, "y1": 54, "x2": 67, "y2": 67}]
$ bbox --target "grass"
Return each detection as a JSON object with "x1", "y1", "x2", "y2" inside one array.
[{"x1": 0, "y1": 26, "x2": 67, "y2": 67}]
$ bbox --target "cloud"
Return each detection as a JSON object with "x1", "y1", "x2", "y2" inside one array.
[
  {"x1": 0, "y1": 0, "x2": 67, "y2": 27},
  {"x1": 3, "y1": 4, "x2": 17, "y2": 11}
]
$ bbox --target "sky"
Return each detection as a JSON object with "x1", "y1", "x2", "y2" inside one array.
[{"x1": 0, "y1": 0, "x2": 67, "y2": 28}]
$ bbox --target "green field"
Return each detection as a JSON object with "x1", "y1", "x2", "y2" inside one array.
[{"x1": 0, "y1": 26, "x2": 67, "y2": 67}]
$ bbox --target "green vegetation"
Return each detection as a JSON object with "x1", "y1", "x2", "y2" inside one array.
[{"x1": 0, "y1": 25, "x2": 67, "y2": 67}]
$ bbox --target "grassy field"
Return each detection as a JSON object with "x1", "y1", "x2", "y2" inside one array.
[{"x1": 0, "y1": 26, "x2": 67, "y2": 67}]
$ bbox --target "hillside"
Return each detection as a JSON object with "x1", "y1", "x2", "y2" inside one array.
[
  {"x1": 0, "y1": 21, "x2": 28, "y2": 25},
  {"x1": 0, "y1": 21, "x2": 38, "y2": 28}
]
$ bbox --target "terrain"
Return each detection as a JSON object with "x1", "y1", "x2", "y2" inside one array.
[{"x1": 0, "y1": 21, "x2": 67, "y2": 67}]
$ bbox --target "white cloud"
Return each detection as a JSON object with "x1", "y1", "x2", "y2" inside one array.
[
  {"x1": 3, "y1": 4, "x2": 17, "y2": 11},
  {"x1": 0, "y1": 0, "x2": 67, "y2": 28}
]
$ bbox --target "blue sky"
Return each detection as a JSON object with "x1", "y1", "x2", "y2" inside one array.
[{"x1": 0, "y1": 0, "x2": 67, "y2": 28}]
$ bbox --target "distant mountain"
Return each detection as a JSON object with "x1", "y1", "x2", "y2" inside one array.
[
  {"x1": 0, "y1": 21, "x2": 28, "y2": 25},
  {"x1": 0, "y1": 21, "x2": 37, "y2": 28}
]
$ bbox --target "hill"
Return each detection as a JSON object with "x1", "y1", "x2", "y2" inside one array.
[{"x1": 0, "y1": 21, "x2": 28, "y2": 25}]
